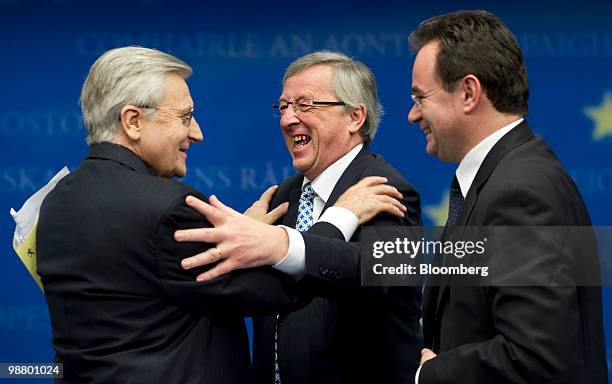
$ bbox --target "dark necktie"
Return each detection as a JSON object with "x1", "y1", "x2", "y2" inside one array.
[
  {"x1": 431, "y1": 176, "x2": 465, "y2": 352},
  {"x1": 439, "y1": 176, "x2": 464, "y2": 268},
  {"x1": 446, "y1": 176, "x2": 464, "y2": 228}
]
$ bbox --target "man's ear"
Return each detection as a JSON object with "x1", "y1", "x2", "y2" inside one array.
[
  {"x1": 348, "y1": 104, "x2": 367, "y2": 134},
  {"x1": 461, "y1": 75, "x2": 482, "y2": 113},
  {"x1": 119, "y1": 105, "x2": 145, "y2": 141}
]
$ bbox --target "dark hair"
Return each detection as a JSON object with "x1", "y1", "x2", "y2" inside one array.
[{"x1": 409, "y1": 10, "x2": 528, "y2": 115}]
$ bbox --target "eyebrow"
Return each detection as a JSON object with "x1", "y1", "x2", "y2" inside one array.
[
  {"x1": 177, "y1": 105, "x2": 194, "y2": 113},
  {"x1": 278, "y1": 94, "x2": 316, "y2": 103},
  {"x1": 158, "y1": 104, "x2": 193, "y2": 112}
]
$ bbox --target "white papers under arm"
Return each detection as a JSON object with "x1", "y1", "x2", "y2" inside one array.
[{"x1": 9, "y1": 166, "x2": 70, "y2": 290}]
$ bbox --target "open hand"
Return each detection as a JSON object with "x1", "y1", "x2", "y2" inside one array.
[
  {"x1": 334, "y1": 176, "x2": 406, "y2": 224},
  {"x1": 244, "y1": 185, "x2": 289, "y2": 224},
  {"x1": 174, "y1": 195, "x2": 289, "y2": 281}
]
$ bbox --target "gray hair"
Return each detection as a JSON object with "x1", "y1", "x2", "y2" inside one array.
[
  {"x1": 80, "y1": 46, "x2": 192, "y2": 144},
  {"x1": 284, "y1": 51, "x2": 383, "y2": 145}
]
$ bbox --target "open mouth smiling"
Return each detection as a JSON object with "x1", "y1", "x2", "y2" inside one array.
[{"x1": 293, "y1": 135, "x2": 311, "y2": 148}]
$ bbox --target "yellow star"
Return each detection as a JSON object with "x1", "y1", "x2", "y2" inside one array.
[
  {"x1": 584, "y1": 92, "x2": 612, "y2": 141},
  {"x1": 424, "y1": 191, "x2": 449, "y2": 226}
]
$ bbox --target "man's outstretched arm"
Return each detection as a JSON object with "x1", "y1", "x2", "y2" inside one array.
[{"x1": 175, "y1": 176, "x2": 406, "y2": 282}]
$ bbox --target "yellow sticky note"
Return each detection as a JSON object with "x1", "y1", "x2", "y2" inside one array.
[{"x1": 13, "y1": 223, "x2": 43, "y2": 291}]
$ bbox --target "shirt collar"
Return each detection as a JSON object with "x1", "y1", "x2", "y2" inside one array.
[
  {"x1": 302, "y1": 143, "x2": 364, "y2": 203},
  {"x1": 455, "y1": 118, "x2": 524, "y2": 197}
]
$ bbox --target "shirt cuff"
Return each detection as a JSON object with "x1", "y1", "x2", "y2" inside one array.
[
  {"x1": 272, "y1": 226, "x2": 306, "y2": 278},
  {"x1": 415, "y1": 364, "x2": 422, "y2": 384},
  {"x1": 318, "y1": 206, "x2": 358, "y2": 241}
]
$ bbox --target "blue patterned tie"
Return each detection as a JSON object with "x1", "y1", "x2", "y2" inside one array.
[
  {"x1": 274, "y1": 314, "x2": 282, "y2": 384},
  {"x1": 295, "y1": 182, "x2": 316, "y2": 232},
  {"x1": 274, "y1": 182, "x2": 317, "y2": 383}
]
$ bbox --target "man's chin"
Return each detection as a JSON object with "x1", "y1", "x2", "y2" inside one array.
[
  {"x1": 292, "y1": 159, "x2": 311, "y2": 175},
  {"x1": 173, "y1": 167, "x2": 187, "y2": 179},
  {"x1": 425, "y1": 143, "x2": 438, "y2": 158}
]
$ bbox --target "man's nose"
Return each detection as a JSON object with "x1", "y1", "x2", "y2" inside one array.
[
  {"x1": 189, "y1": 117, "x2": 204, "y2": 143},
  {"x1": 280, "y1": 106, "x2": 300, "y2": 128},
  {"x1": 408, "y1": 104, "x2": 421, "y2": 124}
]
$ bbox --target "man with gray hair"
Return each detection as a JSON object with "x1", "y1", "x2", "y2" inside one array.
[
  {"x1": 36, "y1": 46, "x2": 312, "y2": 383},
  {"x1": 176, "y1": 51, "x2": 423, "y2": 383}
]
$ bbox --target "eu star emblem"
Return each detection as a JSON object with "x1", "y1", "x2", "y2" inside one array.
[
  {"x1": 424, "y1": 191, "x2": 449, "y2": 226},
  {"x1": 584, "y1": 92, "x2": 612, "y2": 141}
]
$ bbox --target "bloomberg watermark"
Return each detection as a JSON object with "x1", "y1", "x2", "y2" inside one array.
[{"x1": 361, "y1": 226, "x2": 611, "y2": 287}]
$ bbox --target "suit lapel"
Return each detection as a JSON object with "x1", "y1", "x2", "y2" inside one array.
[
  {"x1": 432, "y1": 121, "x2": 536, "y2": 321},
  {"x1": 284, "y1": 188, "x2": 302, "y2": 227},
  {"x1": 268, "y1": 172, "x2": 304, "y2": 228},
  {"x1": 455, "y1": 121, "x2": 534, "y2": 228},
  {"x1": 272, "y1": 146, "x2": 372, "y2": 228},
  {"x1": 321, "y1": 146, "x2": 373, "y2": 213}
]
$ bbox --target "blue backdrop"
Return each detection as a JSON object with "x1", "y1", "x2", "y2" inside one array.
[{"x1": 1, "y1": 0, "x2": 611, "y2": 382}]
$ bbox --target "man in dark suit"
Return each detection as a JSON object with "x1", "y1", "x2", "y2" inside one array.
[
  {"x1": 406, "y1": 11, "x2": 607, "y2": 383},
  {"x1": 37, "y1": 46, "x2": 309, "y2": 384},
  {"x1": 176, "y1": 51, "x2": 423, "y2": 383}
]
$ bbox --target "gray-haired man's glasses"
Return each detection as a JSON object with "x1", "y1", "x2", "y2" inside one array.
[
  {"x1": 142, "y1": 106, "x2": 195, "y2": 127},
  {"x1": 272, "y1": 99, "x2": 345, "y2": 118}
]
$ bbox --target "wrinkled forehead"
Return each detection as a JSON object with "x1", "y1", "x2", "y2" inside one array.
[
  {"x1": 160, "y1": 73, "x2": 194, "y2": 108},
  {"x1": 280, "y1": 65, "x2": 335, "y2": 101}
]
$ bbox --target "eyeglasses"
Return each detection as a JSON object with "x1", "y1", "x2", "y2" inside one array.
[
  {"x1": 410, "y1": 78, "x2": 462, "y2": 108},
  {"x1": 272, "y1": 98, "x2": 346, "y2": 117},
  {"x1": 142, "y1": 106, "x2": 195, "y2": 127}
]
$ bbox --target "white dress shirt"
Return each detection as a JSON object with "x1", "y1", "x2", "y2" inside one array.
[
  {"x1": 273, "y1": 143, "x2": 363, "y2": 277},
  {"x1": 454, "y1": 118, "x2": 523, "y2": 198},
  {"x1": 414, "y1": 117, "x2": 523, "y2": 383}
]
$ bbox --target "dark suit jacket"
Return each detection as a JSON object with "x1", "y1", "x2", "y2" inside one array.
[
  {"x1": 420, "y1": 121, "x2": 607, "y2": 383},
  {"x1": 253, "y1": 147, "x2": 423, "y2": 384},
  {"x1": 37, "y1": 142, "x2": 305, "y2": 384}
]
